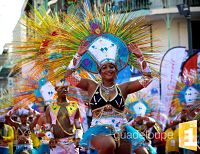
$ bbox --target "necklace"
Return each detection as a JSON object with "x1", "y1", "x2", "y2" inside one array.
[{"x1": 101, "y1": 83, "x2": 115, "y2": 95}]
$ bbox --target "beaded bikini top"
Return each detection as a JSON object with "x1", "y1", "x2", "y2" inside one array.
[{"x1": 90, "y1": 85, "x2": 125, "y2": 112}]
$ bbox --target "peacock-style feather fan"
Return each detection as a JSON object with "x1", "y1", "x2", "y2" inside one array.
[
  {"x1": 125, "y1": 92, "x2": 153, "y2": 119},
  {"x1": 173, "y1": 76, "x2": 200, "y2": 105},
  {"x1": 169, "y1": 76, "x2": 200, "y2": 119}
]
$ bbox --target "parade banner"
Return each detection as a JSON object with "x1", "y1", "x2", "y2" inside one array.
[
  {"x1": 160, "y1": 47, "x2": 187, "y2": 124},
  {"x1": 165, "y1": 51, "x2": 200, "y2": 121}
]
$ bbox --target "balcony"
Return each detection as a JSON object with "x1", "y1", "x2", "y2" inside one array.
[{"x1": 97, "y1": 0, "x2": 200, "y2": 13}]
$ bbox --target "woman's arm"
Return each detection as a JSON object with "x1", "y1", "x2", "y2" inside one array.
[
  {"x1": 5, "y1": 111, "x2": 19, "y2": 129},
  {"x1": 45, "y1": 106, "x2": 52, "y2": 129},
  {"x1": 74, "y1": 108, "x2": 83, "y2": 145},
  {"x1": 30, "y1": 113, "x2": 41, "y2": 131},
  {"x1": 65, "y1": 40, "x2": 97, "y2": 92},
  {"x1": 120, "y1": 43, "x2": 153, "y2": 98}
]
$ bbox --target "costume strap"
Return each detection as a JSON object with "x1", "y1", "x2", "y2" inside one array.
[{"x1": 56, "y1": 118, "x2": 74, "y2": 136}]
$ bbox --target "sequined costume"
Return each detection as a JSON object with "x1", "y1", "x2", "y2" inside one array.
[{"x1": 80, "y1": 84, "x2": 146, "y2": 152}]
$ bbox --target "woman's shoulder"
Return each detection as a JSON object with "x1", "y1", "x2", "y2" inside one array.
[
  {"x1": 87, "y1": 79, "x2": 99, "y2": 87},
  {"x1": 117, "y1": 81, "x2": 128, "y2": 89}
]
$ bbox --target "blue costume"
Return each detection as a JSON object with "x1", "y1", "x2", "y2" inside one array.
[{"x1": 80, "y1": 84, "x2": 147, "y2": 152}]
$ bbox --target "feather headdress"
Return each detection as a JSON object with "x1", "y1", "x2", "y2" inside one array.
[{"x1": 12, "y1": 4, "x2": 159, "y2": 108}]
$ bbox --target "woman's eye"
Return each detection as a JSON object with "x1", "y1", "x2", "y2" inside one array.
[
  {"x1": 109, "y1": 65, "x2": 115, "y2": 69},
  {"x1": 102, "y1": 66, "x2": 106, "y2": 70}
]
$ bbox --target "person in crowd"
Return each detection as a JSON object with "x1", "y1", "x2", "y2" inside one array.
[
  {"x1": 0, "y1": 115, "x2": 14, "y2": 154},
  {"x1": 151, "y1": 122, "x2": 166, "y2": 154},
  {"x1": 131, "y1": 116, "x2": 157, "y2": 154},
  {"x1": 36, "y1": 105, "x2": 50, "y2": 154},
  {"x1": 6, "y1": 114, "x2": 18, "y2": 153},
  {"x1": 6, "y1": 108, "x2": 40, "y2": 154},
  {"x1": 164, "y1": 121, "x2": 179, "y2": 154},
  {"x1": 45, "y1": 81, "x2": 82, "y2": 154}
]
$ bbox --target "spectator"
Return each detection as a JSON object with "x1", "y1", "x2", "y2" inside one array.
[
  {"x1": 165, "y1": 121, "x2": 179, "y2": 154},
  {"x1": 0, "y1": 115, "x2": 14, "y2": 154}
]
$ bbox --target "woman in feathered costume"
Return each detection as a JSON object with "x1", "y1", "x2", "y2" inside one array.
[
  {"x1": 13, "y1": 3, "x2": 159, "y2": 154},
  {"x1": 62, "y1": 5, "x2": 158, "y2": 154}
]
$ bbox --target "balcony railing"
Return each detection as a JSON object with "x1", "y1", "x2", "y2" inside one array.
[
  {"x1": 190, "y1": 0, "x2": 200, "y2": 6},
  {"x1": 94, "y1": 0, "x2": 200, "y2": 13}
]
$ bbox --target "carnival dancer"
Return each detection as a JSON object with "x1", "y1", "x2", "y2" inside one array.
[
  {"x1": 6, "y1": 108, "x2": 40, "y2": 154},
  {"x1": 65, "y1": 27, "x2": 154, "y2": 153},
  {"x1": 45, "y1": 81, "x2": 82, "y2": 154}
]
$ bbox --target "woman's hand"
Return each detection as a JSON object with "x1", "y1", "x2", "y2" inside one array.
[
  {"x1": 49, "y1": 138, "x2": 57, "y2": 149},
  {"x1": 127, "y1": 43, "x2": 143, "y2": 58},
  {"x1": 77, "y1": 40, "x2": 89, "y2": 56},
  {"x1": 75, "y1": 138, "x2": 80, "y2": 148}
]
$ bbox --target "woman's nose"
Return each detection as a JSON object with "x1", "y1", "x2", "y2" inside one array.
[{"x1": 108, "y1": 67, "x2": 114, "y2": 72}]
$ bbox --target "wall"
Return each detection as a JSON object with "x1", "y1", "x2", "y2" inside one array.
[{"x1": 150, "y1": 17, "x2": 188, "y2": 56}]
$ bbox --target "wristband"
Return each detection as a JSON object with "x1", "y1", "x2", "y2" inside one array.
[
  {"x1": 75, "y1": 129, "x2": 83, "y2": 139},
  {"x1": 137, "y1": 57, "x2": 151, "y2": 74},
  {"x1": 138, "y1": 76, "x2": 152, "y2": 88},
  {"x1": 67, "y1": 53, "x2": 82, "y2": 71}
]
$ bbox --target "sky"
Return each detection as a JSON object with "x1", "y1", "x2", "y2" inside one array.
[{"x1": 0, "y1": 0, "x2": 25, "y2": 54}]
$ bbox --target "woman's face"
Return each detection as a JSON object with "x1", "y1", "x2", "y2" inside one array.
[{"x1": 100, "y1": 63, "x2": 117, "y2": 81}]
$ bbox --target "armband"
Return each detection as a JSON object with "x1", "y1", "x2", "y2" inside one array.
[
  {"x1": 138, "y1": 76, "x2": 152, "y2": 88},
  {"x1": 137, "y1": 57, "x2": 151, "y2": 74},
  {"x1": 67, "y1": 53, "x2": 82, "y2": 71},
  {"x1": 75, "y1": 129, "x2": 83, "y2": 139},
  {"x1": 66, "y1": 72, "x2": 81, "y2": 86}
]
